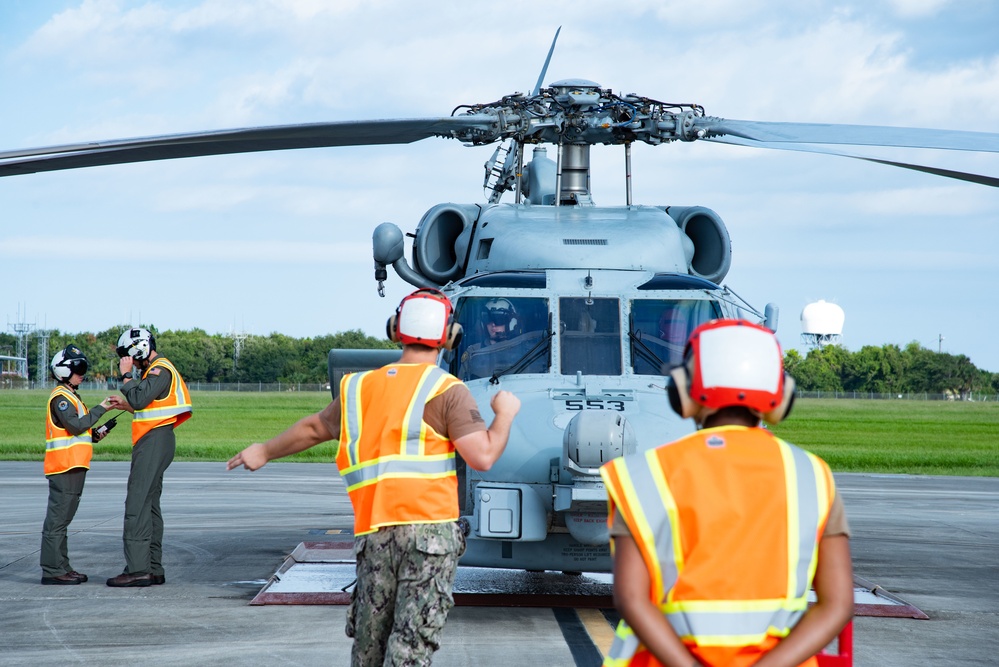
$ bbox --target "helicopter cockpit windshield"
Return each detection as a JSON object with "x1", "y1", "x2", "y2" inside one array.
[
  {"x1": 453, "y1": 296, "x2": 552, "y2": 381},
  {"x1": 629, "y1": 298, "x2": 721, "y2": 374},
  {"x1": 560, "y1": 297, "x2": 621, "y2": 376},
  {"x1": 447, "y1": 290, "x2": 727, "y2": 381}
]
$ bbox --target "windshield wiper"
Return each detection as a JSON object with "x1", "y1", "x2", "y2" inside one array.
[
  {"x1": 628, "y1": 328, "x2": 669, "y2": 373},
  {"x1": 490, "y1": 316, "x2": 555, "y2": 385}
]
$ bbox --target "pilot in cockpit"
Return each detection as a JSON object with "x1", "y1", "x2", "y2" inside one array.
[
  {"x1": 459, "y1": 298, "x2": 546, "y2": 380},
  {"x1": 459, "y1": 299, "x2": 520, "y2": 379},
  {"x1": 480, "y1": 298, "x2": 520, "y2": 345}
]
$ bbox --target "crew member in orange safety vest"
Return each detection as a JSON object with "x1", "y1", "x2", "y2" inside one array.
[
  {"x1": 228, "y1": 288, "x2": 522, "y2": 666},
  {"x1": 600, "y1": 319, "x2": 854, "y2": 667},
  {"x1": 41, "y1": 345, "x2": 116, "y2": 585},
  {"x1": 105, "y1": 327, "x2": 192, "y2": 588}
]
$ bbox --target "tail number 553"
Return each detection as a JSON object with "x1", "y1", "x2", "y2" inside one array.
[{"x1": 564, "y1": 399, "x2": 625, "y2": 412}]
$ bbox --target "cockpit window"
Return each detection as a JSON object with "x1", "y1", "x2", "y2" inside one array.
[
  {"x1": 449, "y1": 296, "x2": 551, "y2": 380},
  {"x1": 629, "y1": 299, "x2": 720, "y2": 374},
  {"x1": 560, "y1": 297, "x2": 621, "y2": 376}
]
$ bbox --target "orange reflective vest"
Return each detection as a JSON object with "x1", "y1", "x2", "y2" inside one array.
[
  {"x1": 600, "y1": 426, "x2": 835, "y2": 667},
  {"x1": 131, "y1": 356, "x2": 192, "y2": 444},
  {"x1": 338, "y1": 363, "x2": 463, "y2": 536},
  {"x1": 44, "y1": 385, "x2": 93, "y2": 476}
]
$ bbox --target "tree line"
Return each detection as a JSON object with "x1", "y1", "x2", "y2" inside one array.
[
  {"x1": 2, "y1": 327, "x2": 996, "y2": 395},
  {"x1": 0, "y1": 326, "x2": 396, "y2": 385},
  {"x1": 784, "y1": 342, "x2": 998, "y2": 398}
]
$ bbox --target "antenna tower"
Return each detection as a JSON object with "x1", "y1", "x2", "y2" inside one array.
[
  {"x1": 7, "y1": 307, "x2": 35, "y2": 380},
  {"x1": 36, "y1": 329, "x2": 51, "y2": 388},
  {"x1": 230, "y1": 329, "x2": 250, "y2": 373}
]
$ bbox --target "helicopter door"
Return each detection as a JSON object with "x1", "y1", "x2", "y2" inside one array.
[{"x1": 559, "y1": 297, "x2": 621, "y2": 376}]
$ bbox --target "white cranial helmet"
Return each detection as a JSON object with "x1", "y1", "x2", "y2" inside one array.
[
  {"x1": 50, "y1": 345, "x2": 89, "y2": 381},
  {"x1": 116, "y1": 327, "x2": 155, "y2": 361}
]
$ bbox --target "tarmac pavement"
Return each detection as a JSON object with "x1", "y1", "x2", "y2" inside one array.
[{"x1": 1, "y1": 461, "x2": 997, "y2": 666}]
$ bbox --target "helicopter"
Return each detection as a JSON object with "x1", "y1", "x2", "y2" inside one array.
[{"x1": 3, "y1": 29, "x2": 999, "y2": 575}]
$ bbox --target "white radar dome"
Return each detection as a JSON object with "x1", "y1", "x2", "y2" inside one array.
[{"x1": 801, "y1": 300, "x2": 845, "y2": 335}]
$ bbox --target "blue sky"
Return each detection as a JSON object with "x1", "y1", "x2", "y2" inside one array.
[{"x1": 2, "y1": 0, "x2": 998, "y2": 371}]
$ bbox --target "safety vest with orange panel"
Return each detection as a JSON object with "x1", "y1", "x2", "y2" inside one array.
[
  {"x1": 131, "y1": 357, "x2": 192, "y2": 444},
  {"x1": 44, "y1": 386, "x2": 93, "y2": 476},
  {"x1": 338, "y1": 363, "x2": 463, "y2": 536},
  {"x1": 600, "y1": 425, "x2": 836, "y2": 667}
]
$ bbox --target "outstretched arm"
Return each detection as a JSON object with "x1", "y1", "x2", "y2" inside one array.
[
  {"x1": 227, "y1": 412, "x2": 334, "y2": 471},
  {"x1": 612, "y1": 534, "x2": 701, "y2": 667},
  {"x1": 754, "y1": 535, "x2": 854, "y2": 667}
]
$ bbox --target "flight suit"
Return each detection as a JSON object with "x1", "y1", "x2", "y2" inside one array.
[
  {"x1": 41, "y1": 384, "x2": 106, "y2": 579},
  {"x1": 119, "y1": 356, "x2": 190, "y2": 578}
]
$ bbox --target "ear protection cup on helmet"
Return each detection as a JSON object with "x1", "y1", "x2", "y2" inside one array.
[
  {"x1": 443, "y1": 322, "x2": 463, "y2": 351},
  {"x1": 761, "y1": 373, "x2": 796, "y2": 425},
  {"x1": 666, "y1": 366, "x2": 700, "y2": 419},
  {"x1": 386, "y1": 314, "x2": 399, "y2": 343}
]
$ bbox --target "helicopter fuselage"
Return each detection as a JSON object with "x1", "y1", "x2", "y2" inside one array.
[{"x1": 440, "y1": 265, "x2": 747, "y2": 572}]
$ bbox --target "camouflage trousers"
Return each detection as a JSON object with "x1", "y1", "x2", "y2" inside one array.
[{"x1": 346, "y1": 522, "x2": 466, "y2": 667}]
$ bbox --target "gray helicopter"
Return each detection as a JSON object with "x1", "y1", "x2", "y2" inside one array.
[{"x1": 3, "y1": 37, "x2": 999, "y2": 574}]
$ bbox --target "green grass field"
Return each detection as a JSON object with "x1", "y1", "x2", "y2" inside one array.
[
  {"x1": 771, "y1": 398, "x2": 999, "y2": 476},
  {"x1": 3, "y1": 390, "x2": 997, "y2": 476},
  {"x1": 2, "y1": 389, "x2": 336, "y2": 464}
]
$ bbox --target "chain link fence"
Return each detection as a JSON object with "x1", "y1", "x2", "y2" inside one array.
[
  {"x1": 3, "y1": 379, "x2": 332, "y2": 393},
  {"x1": 796, "y1": 390, "x2": 998, "y2": 402},
  {"x1": 5, "y1": 378, "x2": 996, "y2": 401}
]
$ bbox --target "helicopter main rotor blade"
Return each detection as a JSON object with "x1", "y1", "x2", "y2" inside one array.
[
  {"x1": 705, "y1": 135, "x2": 999, "y2": 188},
  {"x1": 695, "y1": 118, "x2": 999, "y2": 154},
  {"x1": 0, "y1": 116, "x2": 497, "y2": 177}
]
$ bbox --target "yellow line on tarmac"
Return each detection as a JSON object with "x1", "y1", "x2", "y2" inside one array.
[{"x1": 577, "y1": 608, "x2": 616, "y2": 658}]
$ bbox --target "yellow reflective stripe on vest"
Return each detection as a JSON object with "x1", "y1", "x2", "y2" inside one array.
[
  {"x1": 662, "y1": 600, "x2": 807, "y2": 645},
  {"x1": 403, "y1": 366, "x2": 452, "y2": 456},
  {"x1": 779, "y1": 439, "x2": 829, "y2": 601},
  {"x1": 46, "y1": 434, "x2": 92, "y2": 449},
  {"x1": 603, "y1": 621, "x2": 640, "y2": 667},
  {"x1": 341, "y1": 371, "x2": 364, "y2": 468},
  {"x1": 339, "y1": 453, "x2": 456, "y2": 492},
  {"x1": 133, "y1": 406, "x2": 191, "y2": 422},
  {"x1": 615, "y1": 450, "x2": 683, "y2": 597},
  {"x1": 340, "y1": 365, "x2": 457, "y2": 491}
]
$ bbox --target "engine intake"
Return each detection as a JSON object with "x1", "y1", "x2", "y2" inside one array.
[
  {"x1": 413, "y1": 203, "x2": 480, "y2": 284},
  {"x1": 667, "y1": 206, "x2": 732, "y2": 284}
]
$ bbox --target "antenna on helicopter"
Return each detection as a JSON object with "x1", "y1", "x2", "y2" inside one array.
[{"x1": 532, "y1": 26, "x2": 561, "y2": 97}]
